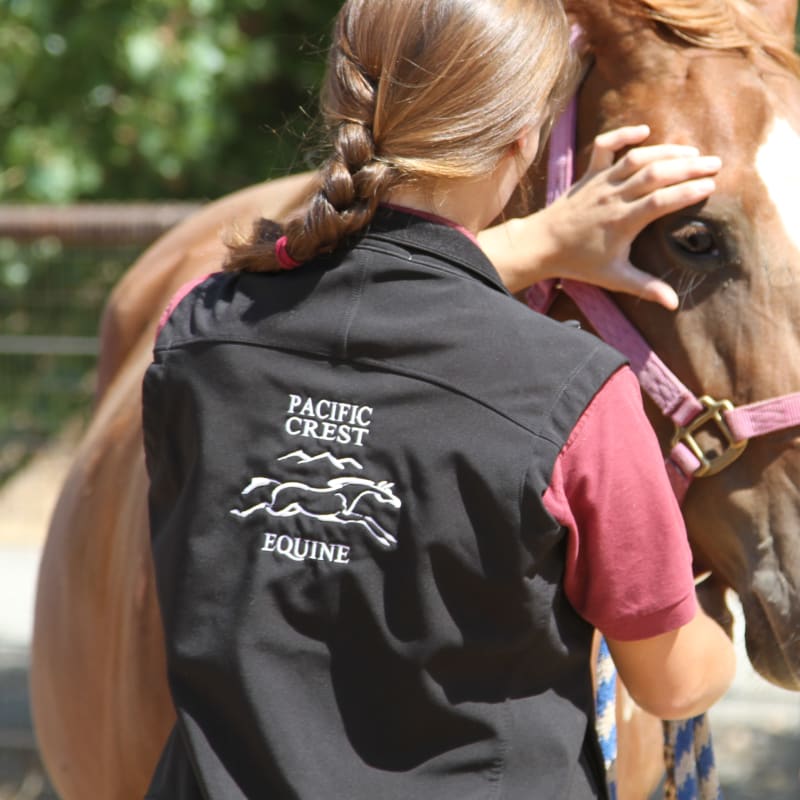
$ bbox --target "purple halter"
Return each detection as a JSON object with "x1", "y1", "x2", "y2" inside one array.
[{"x1": 528, "y1": 95, "x2": 800, "y2": 504}]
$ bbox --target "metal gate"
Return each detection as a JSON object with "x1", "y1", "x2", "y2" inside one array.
[{"x1": 0, "y1": 203, "x2": 199, "y2": 485}]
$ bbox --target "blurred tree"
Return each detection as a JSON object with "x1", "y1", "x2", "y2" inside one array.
[
  {"x1": 0, "y1": 0, "x2": 341, "y2": 202},
  {"x1": 3, "y1": 0, "x2": 798, "y2": 204}
]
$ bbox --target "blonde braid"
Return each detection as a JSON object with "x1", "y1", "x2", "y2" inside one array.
[
  {"x1": 284, "y1": 121, "x2": 397, "y2": 263},
  {"x1": 280, "y1": 26, "x2": 402, "y2": 262},
  {"x1": 225, "y1": 0, "x2": 575, "y2": 273},
  {"x1": 225, "y1": 27, "x2": 400, "y2": 273}
]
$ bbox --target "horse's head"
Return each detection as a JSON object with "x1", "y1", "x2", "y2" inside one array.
[
  {"x1": 374, "y1": 481, "x2": 402, "y2": 509},
  {"x1": 563, "y1": 0, "x2": 800, "y2": 689}
]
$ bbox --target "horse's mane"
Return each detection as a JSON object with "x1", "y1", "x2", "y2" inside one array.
[{"x1": 597, "y1": 0, "x2": 800, "y2": 76}]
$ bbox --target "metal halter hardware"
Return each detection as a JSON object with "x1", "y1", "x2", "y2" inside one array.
[{"x1": 670, "y1": 396, "x2": 747, "y2": 478}]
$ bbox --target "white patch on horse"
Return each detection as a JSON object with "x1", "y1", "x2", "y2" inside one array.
[{"x1": 756, "y1": 117, "x2": 800, "y2": 282}]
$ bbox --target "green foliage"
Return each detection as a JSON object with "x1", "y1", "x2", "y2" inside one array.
[
  {"x1": 0, "y1": 0, "x2": 342, "y2": 202},
  {"x1": 0, "y1": 0, "x2": 342, "y2": 484}
]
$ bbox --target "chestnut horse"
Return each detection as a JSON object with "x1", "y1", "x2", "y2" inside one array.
[{"x1": 31, "y1": 1, "x2": 800, "y2": 798}]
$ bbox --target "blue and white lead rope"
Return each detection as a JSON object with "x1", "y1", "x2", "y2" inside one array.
[
  {"x1": 595, "y1": 638, "x2": 723, "y2": 800},
  {"x1": 663, "y1": 714, "x2": 723, "y2": 800},
  {"x1": 595, "y1": 637, "x2": 618, "y2": 799}
]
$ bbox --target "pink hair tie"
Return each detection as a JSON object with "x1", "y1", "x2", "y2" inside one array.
[{"x1": 275, "y1": 235, "x2": 302, "y2": 270}]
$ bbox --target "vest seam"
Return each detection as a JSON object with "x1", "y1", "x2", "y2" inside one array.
[
  {"x1": 155, "y1": 336, "x2": 569, "y2": 449},
  {"x1": 486, "y1": 699, "x2": 511, "y2": 798},
  {"x1": 517, "y1": 455, "x2": 535, "y2": 527},
  {"x1": 544, "y1": 339, "x2": 615, "y2": 426},
  {"x1": 356, "y1": 239, "x2": 511, "y2": 296},
  {"x1": 337, "y1": 250, "x2": 369, "y2": 360}
]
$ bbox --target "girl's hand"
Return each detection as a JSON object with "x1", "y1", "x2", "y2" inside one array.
[{"x1": 479, "y1": 125, "x2": 722, "y2": 310}]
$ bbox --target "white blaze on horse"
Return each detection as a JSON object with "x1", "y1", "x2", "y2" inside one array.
[{"x1": 31, "y1": 1, "x2": 800, "y2": 799}]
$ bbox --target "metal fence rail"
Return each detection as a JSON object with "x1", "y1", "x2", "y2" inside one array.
[
  {"x1": 1, "y1": 203, "x2": 203, "y2": 485},
  {"x1": 0, "y1": 202, "x2": 201, "y2": 245},
  {"x1": 0, "y1": 335, "x2": 99, "y2": 356}
]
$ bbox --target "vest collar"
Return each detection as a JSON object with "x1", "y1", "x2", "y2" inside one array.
[{"x1": 362, "y1": 206, "x2": 512, "y2": 297}]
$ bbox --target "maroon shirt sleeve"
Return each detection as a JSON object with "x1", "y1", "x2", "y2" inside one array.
[{"x1": 543, "y1": 366, "x2": 697, "y2": 641}]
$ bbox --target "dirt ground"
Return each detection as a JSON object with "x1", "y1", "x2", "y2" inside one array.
[
  {"x1": 1, "y1": 431, "x2": 798, "y2": 799},
  {"x1": 0, "y1": 422, "x2": 83, "y2": 549}
]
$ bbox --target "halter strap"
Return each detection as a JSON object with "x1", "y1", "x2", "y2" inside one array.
[
  {"x1": 547, "y1": 32, "x2": 731, "y2": 800},
  {"x1": 530, "y1": 93, "x2": 800, "y2": 502}
]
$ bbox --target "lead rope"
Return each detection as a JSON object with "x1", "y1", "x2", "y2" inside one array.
[
  {"x1": 547, "y1": 28, "x2": 723, "y2": 799},
  {"x1": 663, "y1": 715, "x2": 722, "y2": 800},
  {"x1": 595, "y1": 638, "x2": 619, "y2": 800}
]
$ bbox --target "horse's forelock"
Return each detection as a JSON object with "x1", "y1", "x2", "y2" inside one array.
[{"x1": 587, "y1": 0, "x2": 800, "y2": 76}]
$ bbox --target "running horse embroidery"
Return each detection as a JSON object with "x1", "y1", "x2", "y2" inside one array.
[{"x1": 231, "y1": 475, "x2": 402, "y2": 549}]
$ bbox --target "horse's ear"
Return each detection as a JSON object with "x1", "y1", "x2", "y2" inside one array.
[{"x1": 749, "y1": 0, "x2": 798, "y2": 46}]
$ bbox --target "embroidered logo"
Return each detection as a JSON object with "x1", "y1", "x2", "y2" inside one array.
[{"x1": 230, "y1": 448, "x2": 402, "y2": 564}]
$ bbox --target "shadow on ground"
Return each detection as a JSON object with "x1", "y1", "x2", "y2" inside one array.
[
  {"x1": 1, "y1": 658, "x2": 798, "y2": 800},
  {"x1": 716, "y1": 725, "x2": 800, "y2": 800}
]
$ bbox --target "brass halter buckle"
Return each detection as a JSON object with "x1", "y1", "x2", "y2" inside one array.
[{"x1": 670, "y1": 395, "x2": 748, "y2": 478}]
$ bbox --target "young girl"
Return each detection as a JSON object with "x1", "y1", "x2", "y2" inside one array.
[{"x1": 143, "y1": 1, "x2": 734, "y2": 797}]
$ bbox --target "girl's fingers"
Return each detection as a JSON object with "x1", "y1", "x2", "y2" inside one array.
[
  {"x1": 624, "y1": 269, "x2": 680, "y2": 311},
  {"x1": 626, "y1": 177, "x2": 717, "y2": 228},
  {"x1": 606, "y1": 145, "x2": 706, "y2": 182},
  {"x1": 608, "y1": 259, "x2": 680, "y2": 311},
  {"x1": 585, "y1": 125, "x2": 651, "y2": 173},
  {"x1": 619, "y1": 155, "x2": 722, "y2": 200}
]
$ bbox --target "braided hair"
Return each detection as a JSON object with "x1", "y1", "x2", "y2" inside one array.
[{"x1": 225, "y1": 0, "x2": 576, "y2": 272}]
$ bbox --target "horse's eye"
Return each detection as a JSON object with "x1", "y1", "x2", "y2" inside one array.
[{"x1": 670, "y1": 220, "x2": 719, "y2": 257}]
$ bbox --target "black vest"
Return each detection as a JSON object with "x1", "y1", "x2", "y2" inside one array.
[{"x1": 143, "y1": 208, "x2": 625, "y2": 799}]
